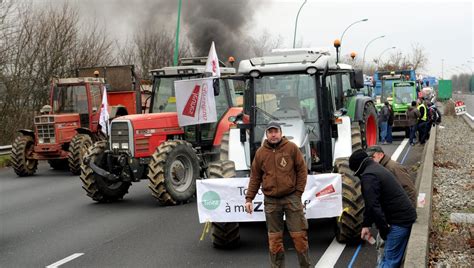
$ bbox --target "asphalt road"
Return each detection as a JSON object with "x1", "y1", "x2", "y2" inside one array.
[{"x1": 0, "y1": 131, "x2": 423, "y2": 268}]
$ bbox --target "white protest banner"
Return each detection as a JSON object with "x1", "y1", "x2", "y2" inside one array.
[
  {"x1": 174, "y1": 77, "x2": 217, "y2": 127},
  {"x1": 205, "y1": 41, "x2": 221, "y2": 77},
  {"x1": 99, "y1": 86, "x2": 109, "y2": 135},
  {"x1": 196, "y1": 174, "x2": 342, "y2": 223}
]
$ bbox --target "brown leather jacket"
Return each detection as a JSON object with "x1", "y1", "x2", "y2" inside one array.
[
  {"x1": 380, "y1": 155, "x2": 417, "y2": 208},
  {"x1": 245, "y1": 137, "x2": 308, "y2": 202}
]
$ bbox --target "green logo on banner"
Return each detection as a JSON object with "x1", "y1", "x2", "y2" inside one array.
[{"x1": 202, "y1": 191, "x2": 220, "y2": 210}]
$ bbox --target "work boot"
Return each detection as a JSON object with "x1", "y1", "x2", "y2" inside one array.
[
  {"x1": 269, "y1": 252, "x2": 285, "y2": 268},
  {"x1": 290, "y1": 231, "x2": 310, "y2": 268},
  {"x1": 268, "y1": 232, "x2": 285, "y2": 268}
]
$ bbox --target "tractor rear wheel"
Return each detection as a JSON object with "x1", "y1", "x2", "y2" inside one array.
[
  {"x1": 360, "y1": 102, "x2": 378, "y2": 148},
  {"x1": 147, "y1": 140, "x2": 200, "y2": 206},
  {"x1": 68, "y1": 134, "x2": 92, "y2": 175},
  {"x1": 48, "y1": 159, "x2": 68, "y2": 170},
  {"x1": 79, "y1": 141, "x2": 131, "y2": 202},
  {"x1": 208, "y1": 160, "x2": 240, "y2": 249},
  {"x1": 333, "y1": 158, "x2": 365, "y2": 244},
  {"x1": 11, "y1": 135, "x2": 37, "y2": 176}
]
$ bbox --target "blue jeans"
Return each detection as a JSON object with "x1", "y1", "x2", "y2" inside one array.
[
  {"x1": 386, "y1": 125, "x2": 393, "y2": 143},
  {"x1": 409, "y1": 125, "x2": 417, "y2": 144},
  {"x1": 379, "y1": 225, "x2": 412, "y2": 268},
  {"x1": 380, "y1": 122, "x2": 388, "y2": 142}
]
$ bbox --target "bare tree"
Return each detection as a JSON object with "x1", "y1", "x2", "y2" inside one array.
[
  {"x1": 378, "y1": 43, "x2": 428, "y2": 72},
  {"x1": 246, "y1": 30, "x2": 284, "y2": 58},
  {"x1": 0, "y1": 2, "x2": 114, "y2": 145}
]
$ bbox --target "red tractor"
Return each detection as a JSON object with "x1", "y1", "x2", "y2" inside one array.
[
  {"x1": 79, "y1": 57, "x2": 245, "y2": 204},
  {"x1": 10, "y1": 65, "x2": 142, "y2": 176}
]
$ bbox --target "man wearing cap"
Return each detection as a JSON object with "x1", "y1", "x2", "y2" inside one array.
[
  {"x1": 366, "y1": 145, "x2": 417, "y2": 208},
  {"x1": 349, "y1": 149, "x2": 417, "y2": 268},
  {"x1": 245, "y1": 121, "x2": 310, "y2": 267}
]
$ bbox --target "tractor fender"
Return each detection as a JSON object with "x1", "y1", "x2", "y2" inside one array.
[
  {"x1": 18, "y1": 129, "x2": 35, "y2": 139},
  {"x1": 110, "y1": 105, "x2": 129, "y2": 119},
  {"x1": 75, "y1": 127, "x2": 93, "y2": 136},
  {"x1": 353, "y1": 97, "x2": 376, "y2": 121}
]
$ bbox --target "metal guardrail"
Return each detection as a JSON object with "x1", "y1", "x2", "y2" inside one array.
[{"x1": 0, "y1": 145, "x2": 12, "y2": 156}]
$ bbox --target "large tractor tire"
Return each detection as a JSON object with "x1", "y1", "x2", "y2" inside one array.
[
  {"x1": 68, "y1": 134, "x2": 92, "y2": 175},
  {"x1": 219, "y1": 132, "x2": 230, "y2": 161},
  {"x1": 333, "y1": 158, "x2": 365, "y2": 244},
  {"x1": 359, "y1": 102, "x2": 378, "y2": 148},
  {"x1": 147, "y1": 140, "x2": 200, "y2": 206},
  {"x1": 11, "y1": 135, "x2": 38, "y2": 176},
  {"x1": 79, "y1": 141, "x2": 131, "y2": 202},
  {"x1": 333, "y1": 123, "x2": 365, "y2": 243},
  {"x1": 208, "y1": 160, "x2": 241, "y2": 249},
  {"x1": 351, "y1": 122, "x2": 363, "y2": 151},
  {"x1": 48, "y1": 159, "x2": 68, "y2": 170}
]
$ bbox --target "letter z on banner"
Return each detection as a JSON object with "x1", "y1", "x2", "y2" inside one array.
[
  {"x1": 196, "y1": 174, "x2": 342, "y2": 223},
  {"x1": 175, "y1": 77, "x2": 217, "y2": 127}
]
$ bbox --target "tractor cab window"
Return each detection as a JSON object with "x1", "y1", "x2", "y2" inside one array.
[
  {"x1": 252, "y1": 74, "x2": 318, "y2": 144},
  {"x1": 393, "y1": 83, "x2": 415, "y2": 104},
  {"x1": 90, "y1": 84, "x2": 101, "y2": 113},
  {"x1": 52, "y1": 85, "x2": 88, "y2": 114},
  {"x1": 152, "y1": 77, "x2": 179, "y2": 113}
]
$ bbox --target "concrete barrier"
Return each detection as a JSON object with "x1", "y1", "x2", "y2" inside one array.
[{"x1": 403, "y1": 125, "x2": 437, "y2": 267}]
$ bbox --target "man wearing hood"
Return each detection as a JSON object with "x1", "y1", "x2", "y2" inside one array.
[
  {"x1": 245, "y1": 121, "x2": 310, "y2": 267},
  {"x1": 349, "y1": 149, "x2": 417, "y2": 268}
]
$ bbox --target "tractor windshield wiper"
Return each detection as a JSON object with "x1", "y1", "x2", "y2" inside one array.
[{"x1": 255, "y1": 106, "x2": 279, "y2": 121}]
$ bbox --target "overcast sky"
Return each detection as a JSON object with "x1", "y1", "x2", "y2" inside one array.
[{"x1": 35, "y1": 0, "x2": 473, "y2": 78}]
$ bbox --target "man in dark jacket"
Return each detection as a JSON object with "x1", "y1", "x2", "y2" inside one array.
[
  {"x1": 349, "y1": 149, "x2": 417, "y2": 268},
  {"x1": 245, "y1": 121, "x2": 310, "y2": 267},
  {"x1": 366, "y1": 145, "x2": 417, "y2": 208},
  {"x1": 406, "y1": 101, "x2": 420, "y2": 146}
]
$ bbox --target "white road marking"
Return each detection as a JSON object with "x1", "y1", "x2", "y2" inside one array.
[
  {"x1": 391, "y1": 138, "x2": 408, "y2": 162},
  {"x1": 465, "y1": 112, "x2": 474, "y2": 121},
  {"x1": 314, "y1": 238, "x2": 345, "y2": 268},
  {"x1": 46, "y1": 253, "x2": 84, "y2": 268}
]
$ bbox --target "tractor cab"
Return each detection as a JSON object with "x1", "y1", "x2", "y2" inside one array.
[{"x1": 233, "y1": 48, "x2": 372, "y2": 173}]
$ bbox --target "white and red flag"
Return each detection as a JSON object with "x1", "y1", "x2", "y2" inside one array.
[
  {"x1": 99, "y1": 86, "x2": 110, "y2": 135},
  {"x1": 205, "y1": 41, "x2": 221, "y2": 77},
  {"x1": 174, "y1": 78, "x2": 217, "y2": 127}
]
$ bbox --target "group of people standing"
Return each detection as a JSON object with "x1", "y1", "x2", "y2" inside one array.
[{"x1": 380, "y1": 97, "x2": 440, "y2": 146}]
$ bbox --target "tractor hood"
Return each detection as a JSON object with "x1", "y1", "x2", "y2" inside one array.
[
  {"x1": 116, "y1": 112, "x2": 182, "y2": 132},
  {"x1": 279, "y1": 118, "x2": 307, "y2": 148}
]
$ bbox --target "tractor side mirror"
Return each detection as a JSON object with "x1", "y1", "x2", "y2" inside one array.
[
  {"x1": 351, "y1": 70, "x2": 365, "y2": 89},
  {"x1": 213, "y1": 79, "x2": 220, "y2": 96}
]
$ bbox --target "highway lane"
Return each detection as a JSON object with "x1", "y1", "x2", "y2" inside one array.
[{"x1": 0, "y1": 131, "x2": 424, "y2": 268}]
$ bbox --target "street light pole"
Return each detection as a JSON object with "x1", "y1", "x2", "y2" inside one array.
[
  {"x1": 377, "y1": 46, "x2": 396, "y2": 69},
  {"x1": 339, "y1": 18, "x2": 368, "y2": 55},
  {"x1": 173, "y1": 0, "x2": 182, "y2": 66},
  {"x1": 441, "y1": 59, "x2": 444, "y2": 79},
  {"x1": 293, "y1": 0, "x2": 308, "y2": 48},
  {"x1": 362, "y1": 35, "x2": 385, "y2": 71}
]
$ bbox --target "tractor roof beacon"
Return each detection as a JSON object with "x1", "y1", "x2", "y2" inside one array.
[{"x1": 210, "y1": 49, "x2": 371, "y2": 248}]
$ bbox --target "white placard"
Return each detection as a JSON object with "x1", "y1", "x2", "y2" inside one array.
[
  {"x1": 175, "y1": 78, "x2": 217, "y2": 127},
  {"x1": 196, "y1": 174, "x2": 342, "y2": 223}
]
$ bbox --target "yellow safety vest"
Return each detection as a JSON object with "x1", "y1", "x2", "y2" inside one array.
[{"x1": 418, "y1": 103, "x2": 427, "y2": 121}]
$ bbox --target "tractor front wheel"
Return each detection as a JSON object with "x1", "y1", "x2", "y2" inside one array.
[
  {"x1": 79, "y1": 141, "x2": 131, "y2": 202},
  {"x1": 68, "y1": 134, "x2": 92, "y2": 175},
  {"x1": 11, "y1": 135, "x2": 38, "y2": 176},
  {"x1": 208, "y1": 160, "x2": 241, "y2": 249},
  {"x1": 147, "y1": 140, "x2": 200, "y2": 205},
  {"x1": 360, "y1": 102, "x2": 378, "y2": 148}
]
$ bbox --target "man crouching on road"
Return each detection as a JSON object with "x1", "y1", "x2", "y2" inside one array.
[
  {"x1": 245, "y1": 121, "x2": 310, "y2": 268},
  {"x1": 349, "y1": 149, "x2": 417, "y2": 268}
]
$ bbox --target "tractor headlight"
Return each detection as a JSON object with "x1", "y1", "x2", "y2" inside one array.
[
  {"x1": 112, "y1": 143, "x2": 120, "y2": 149},
  {"x1": 38, "y1": 138, "x2": 44, "y2": 144},
  {"x1": 50, "y1": 138, "x2": 55, "y2": 144},
  {"x1": 121, "y1": 143, "x2": 129, "y2": 149}
]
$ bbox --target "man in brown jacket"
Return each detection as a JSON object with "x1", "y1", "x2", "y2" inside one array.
[
  {"x1": 366, "y1": 145, "x2": 417, "y2": 208},
  {"x1": 245, "y1": 121, "x2": 310, "y2": 268},
  {"x1": 407, "y1": 101, "x2": 421, "y2": 146}
]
